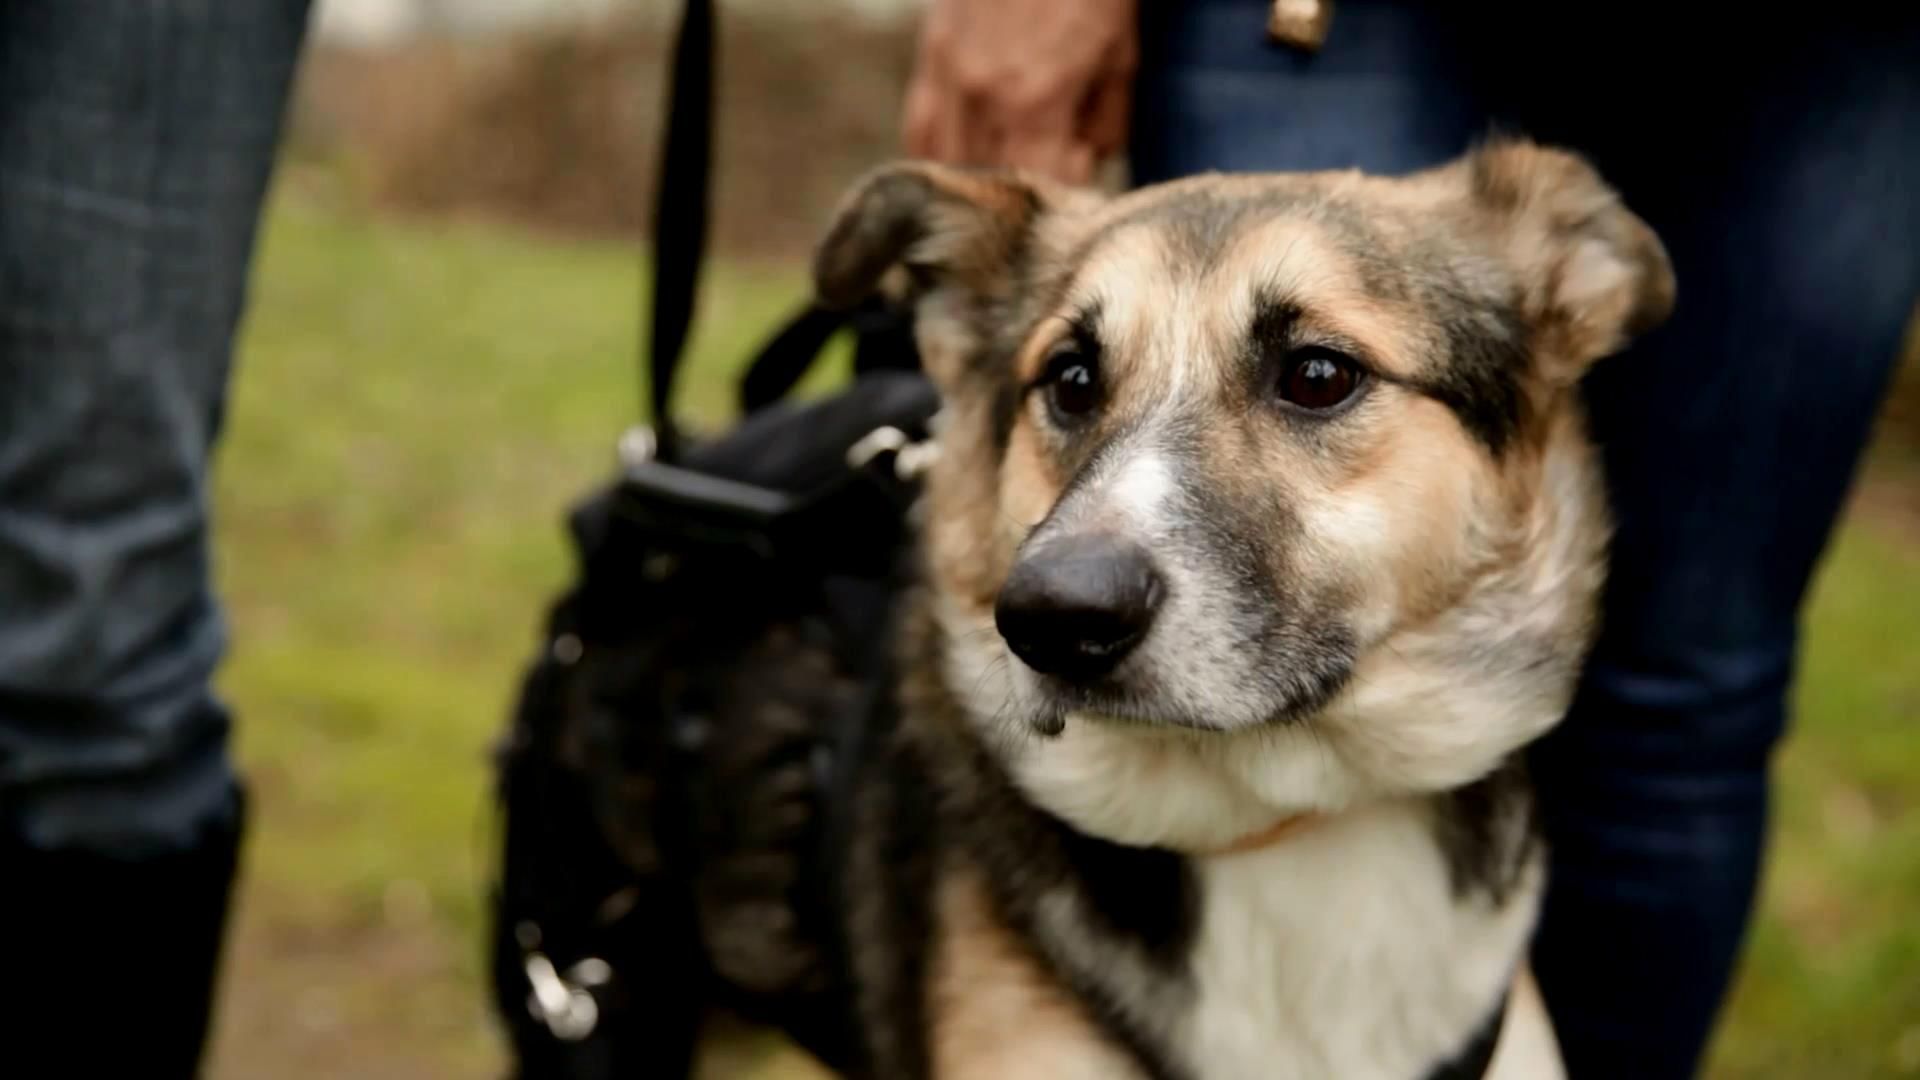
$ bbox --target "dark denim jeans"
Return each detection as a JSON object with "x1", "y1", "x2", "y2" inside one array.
[
  {"x1": 0, "y1": 1, "x2": 311, "y2": 855},
  {"x1": 1132, "y1": 2, "x2": 1920, "y2": 1077}
]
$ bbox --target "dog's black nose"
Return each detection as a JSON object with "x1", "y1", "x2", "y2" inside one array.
[{"x1": 995, "y1": 535, "x2": 1164, "y2": 681}]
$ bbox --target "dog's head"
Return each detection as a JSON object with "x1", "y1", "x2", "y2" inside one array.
[{"x1": 815, "y1": 140, "x2": 1673, "y2": 845}]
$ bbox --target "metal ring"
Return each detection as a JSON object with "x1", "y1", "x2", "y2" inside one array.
[
  {"x1": 617, "y1": 425, "x2": 659, "y2": 470},
  {"x1": 845, "y1": 425, "x2": 909, "y2": 470}
]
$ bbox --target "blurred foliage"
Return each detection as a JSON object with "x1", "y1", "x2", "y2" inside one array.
[
  {"x1": 286, "y1": 12, "x2": 916, "y2": 257},
  {"x1": 205, "y1": 189, "x2": 1920, "y2": 1078}
]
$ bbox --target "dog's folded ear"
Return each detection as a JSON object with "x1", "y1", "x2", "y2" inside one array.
[
  {"x1": 812, "y1": 162, "x2": 1057, "y2": 311},
  {"x1": 1460, "y1": 138, "x2": 1676, "y2": 382},
  {"x1": 814, "y1": 162, "x2": 1100, "y2": 389}
]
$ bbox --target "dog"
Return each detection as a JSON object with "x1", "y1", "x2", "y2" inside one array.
[{"x1": 683, "y1": 136, "x2": 1674, "y2": 1080}]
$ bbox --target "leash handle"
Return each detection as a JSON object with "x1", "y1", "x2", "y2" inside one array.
[{"x1": 645, "y1": 0, "x2": 714, "y2": 462}]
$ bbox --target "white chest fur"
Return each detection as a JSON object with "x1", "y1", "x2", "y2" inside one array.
[{"x1": 1176, "y1": 801, "x2": 1544, "y2": 1080}]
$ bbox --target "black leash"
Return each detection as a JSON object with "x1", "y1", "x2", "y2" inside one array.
[
  {"x1": 644, "y1": 0, "x2": 713, "y2": 463},
  {"x1": 494, "y1": 3, "x2": 722, "y2": 1075},
  {"x1": 639, "y1": 0, "x2": 902, "y2": 449}
]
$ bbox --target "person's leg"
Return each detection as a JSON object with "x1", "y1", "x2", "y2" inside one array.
[
  {"x1": 1130, "y1": 0, "x2": 1487, "y2": 182},
  {"x1": 0, "y1": 1, "x2": 311, "y2": 1073},
  {"x1": 1492, "y1": 19, "x2": 1920, "y2": 1078}
]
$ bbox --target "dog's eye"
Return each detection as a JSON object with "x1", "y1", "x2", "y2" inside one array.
[
  {"x1": 1274, "y1": 348, "x2": 1363, "y2": 412},
  {"x1": 1040, "y1": 342, "x2": 1102, "y2": 426}
]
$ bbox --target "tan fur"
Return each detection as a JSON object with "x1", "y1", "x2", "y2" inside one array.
[
  {"x1": 1330, "y1": 393, "x2": 1506, "y2": 634},
  {"x1": 1459, "y1": 142, "x2": 1676, "y2": 381},
  {"x1": 928, "y1": 866, "x2": 1143, "y2": 1080}
]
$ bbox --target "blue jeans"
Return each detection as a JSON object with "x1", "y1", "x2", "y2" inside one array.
[
  {"x1": 0, "y1": 1, "x2": 311, "y2": 855},
  {"x1": 1131, "y1": 3, "x2": 1920, "y2": 1076}
]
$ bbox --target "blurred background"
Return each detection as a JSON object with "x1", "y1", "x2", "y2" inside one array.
[{"x1": 204, "y1": 0, "x2": 1919, "y2": 1076}]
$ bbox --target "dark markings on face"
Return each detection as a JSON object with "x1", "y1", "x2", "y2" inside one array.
[
  {"x1": 1291, "y1": 196, "x2": 1416, "y2": 306},
  {"x1": 1093, "y1": 184, "x2": 1416, "y2": 306},
  {"x1": 1033, "y1": 414, "x2": 1153, "y2": 542},
  {"x1": 1255, "y1": 622, "x2": 1360, "y2": 723},
  {"x1": 1178, "y1": 453, "x2": 1359, "y2": 724},
  {"x1": 1128, "y1": 189, "x2": 1277, "y2": 272},
  {"x1": 1091, "y1": 186, "x2": 1529, "y2": 456},
  {"x1": 1256, "y1": 275, "x2": 1527, "y2": 458},
  {"x1": 1177, "y1": 445, "x2": 1290, "y2": 609},
  {"x1": 1322, "y1": 205, "x2": 1531, "y2": 455},
  {"x1": 1018, "y1": 306, "x2": 1137, "y2": 491},
  {"x1": 1245, "y1": 295, "x2": 1309, "y2": 387},
  {"x1": 1416, "y1": 293, "x2": 1532, "y2": 456},
  {"x1": 978, "y1": 175, "x2": 1534, "y2": 620},
  {"x1": 1082, "y1": 186, "x2": 1304, "y2": 277},
  {"x1": 1238, "y1": 293, "x2": 1381, "y2": 448},
  {"x1": 948, "y1": 180, "x2": 1047, "y2": 401}
]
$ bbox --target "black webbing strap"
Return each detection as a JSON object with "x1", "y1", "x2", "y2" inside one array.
[
  {"x1": 737, "y1": 294, "x2": 926, "y2": 416},
  {"x1": 737, "y1": 304, "x2": 850, "y2": 414},
  {"x1": 494, "y1": 5, "x2": 718, "y2": 1075},
  {"x1": 645, "y1": 0, "x2": 714, "y2": 463}
]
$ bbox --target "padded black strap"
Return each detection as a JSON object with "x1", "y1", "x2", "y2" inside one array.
[
  {"x1": 738, "y1": 304, "x2": 851, "y2": 414},
  {"x1": 646, "y1": 0, "x2": 714, "y2": 462}
]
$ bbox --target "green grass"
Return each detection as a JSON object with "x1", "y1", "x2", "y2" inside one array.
[
  {"x1": 210, "y1": 187, "x2": 1920, "y2": 1077},
  {"x1": 1716, "y1": 522, "x2": 1920, "y2": 1078}
]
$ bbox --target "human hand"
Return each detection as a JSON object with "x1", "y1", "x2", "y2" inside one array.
[{"x1": 902, "y1": 0, "x2": 1138, "y2": 184}]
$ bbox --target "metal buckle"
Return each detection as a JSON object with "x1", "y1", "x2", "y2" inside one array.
[
  {"x1": 617, "y1": 424, "x2": 659, "y2": 470},
  {"x1": 846, "y1": 423, "x2": 940, "y2": 481},
  {"x1": 518, "y1": 922, "x2": 612, "y2": 1042}
]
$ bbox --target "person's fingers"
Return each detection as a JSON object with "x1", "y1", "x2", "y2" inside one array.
[
  {"x1": 904, "y1": 60, "x2": 979, "y2": 165},
  {"x1": 994, "y1": 89, "x2": 1088, "y2": 179},
  {"x1": 902, "y1": 73, "x2": 941, "y2": 158},
  {"x1": 996, "y1": 107, "x2": 1070, "y2": 177},
  {"x1": 997, "y1": 132, "x2": 1067, "y2": 179},
  {"x1": 904, "y1": 13, "x2": 972, "y2": 164},
  {"x1": 1058, "y1": 141, "x2": 1098, "y2": 185},
  {"x1": 1080, "y1": 59, "x2": 1134, "y2": 160},
  {"x1": 1000, "y1": 129, "x2": 1097, "y2": 184},
  {"x1": 900, "y1": 0, "x2": 1140, "y2": 174},
  {"x1": 956, "y1": 85, "x2": 1004, "y2": 167}
]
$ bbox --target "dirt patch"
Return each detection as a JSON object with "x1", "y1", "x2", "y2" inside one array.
[
  {"x1": 207, "y1": 889, "x2": 502, "y2": 1080},
  {"x1": 1847, "y1": 446, "x2": 1920, "y2": 546},
  {"x1": 208, "y1": 883, "x2": 841, "y2": 1079},
  {"x1": 289, "y1": 9, "x2": 918, "y2": 257},
  {"x1": 1882, "y1": 310, "x2": 1920, "y2": 452}
]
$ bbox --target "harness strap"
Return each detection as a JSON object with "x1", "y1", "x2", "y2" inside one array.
[{"x1": 645, "y1": 0, "x2": 713, "y2": 462}]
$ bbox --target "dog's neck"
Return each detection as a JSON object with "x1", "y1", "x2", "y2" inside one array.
[{"x1": 1207, "y1": 809, "x2": 1323, "y2": 856}]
